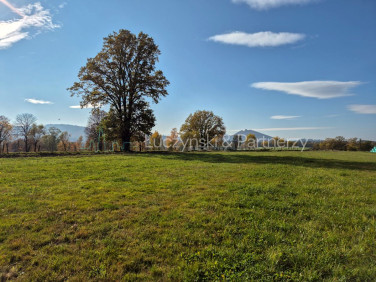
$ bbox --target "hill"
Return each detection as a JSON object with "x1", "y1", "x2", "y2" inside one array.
[
  {"x1": 233, "y1": 129, "x2": 273, "y2": 140},
  {"x1": 45, "y1": 124, "x2": 86, "y2": 141}
]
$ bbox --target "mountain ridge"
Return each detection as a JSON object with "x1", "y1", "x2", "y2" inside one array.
[
  {"x1": 44, "y1": 125, "x2": 273, "y2": 142},
  {"x1": 233, "y1": 129, "x2": 273, "y2": 140},
  {"x1": 45, "y1": 124, "x2": 86, "y2": 141}
]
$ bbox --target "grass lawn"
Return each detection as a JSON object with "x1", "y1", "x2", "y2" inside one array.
[{"x1": 0, "y1": 151, "x2": 375, "y2": 280}]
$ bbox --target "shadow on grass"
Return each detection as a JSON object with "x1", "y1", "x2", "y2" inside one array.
[
  {"x1": 1, "y1": 151, "x2": 375, "y2": 172},
  {"x1": 148, "y1": 152, "x2": 376, "y2": 172}
]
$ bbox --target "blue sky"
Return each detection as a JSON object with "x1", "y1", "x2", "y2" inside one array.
[{"x1": 0, "y1": 0, "x2": 375, "y2": 139}]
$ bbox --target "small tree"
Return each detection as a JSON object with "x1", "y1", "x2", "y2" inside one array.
[
  {"x1": 85, "y1": 109, "x2": 107, "y2": 151},
  {"x1": 166, "y1": 128, "x2": 179, "y2": 150},
  {"x1": 59, "y1": 131, "x2": 71, "y2": 152},
  {"x1": 246, "y1": 133, "x2": 256, "y2": 150},
  {"x1": 149, "y1": 131, "x2": 162, "y2": 150},
  {"x1": 262, "y1": 140, "x2": 270, "y2": 148},
  {"x1": 346, "y1": 138, "x2": 358, "y2": 151},
  {"x1": 232, "y1": 134, "x2": 241, "y2": 150},
  {"x1": 43, "y1": 127, "x2": 61, "y2": 152},
  {"x1": 272, "y1": 136, "x2": 280, "y2": 149},
  {"x1": 210, "y1": 135, "x2": 224, "y2": 150},
  {"x1": 333, "y1": 136, "x2": 347, "y2": 150},
  {"x1": 16, "y1": 113, "x2": 37, "y2": 152},
  {"x1": 30, "y1": 124, "x2": 45, "y2": 152},
  {"x1": 76, "y1": 136, "x2": 84, "y2": 151},
  {"x1": 0, "y1": 116, "x2": 13, "y2": 154},
  {"x1": 360, "y1": 140, "x2": 373, "y2": 151}
]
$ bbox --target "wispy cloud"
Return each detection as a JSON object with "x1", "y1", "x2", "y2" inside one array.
[
  {"x1": 58, "y1": 2, "x2": 67, "y2": 9},
  {"x1": 271, "y1": 115, "x2": 300, "y2": 120},
  {"x1": 69, "y1": 104, "x2": 95, "y2": 109},
  {"x1": 0, "y1": 2, "x2": 60, "y2": 49},
  {"x1": 252, "y1": 81, "x2": 362, "y2": 99},
  {"x1": 254, "y1": 127, "x2": 332, "y2": 131},
  {"x1": 232, "y1": 0, "x2": 314, "y2": 10},
  {"x1": 325, "y1": 114, "x2": 340, "y2": 118},
  {"x1": 209, "y1": 31, "x2": 305, "y2": 48},
  {"x1": 25, "y1": 98, "x2": 53, "y2": 104},
  {"x1": 348, "y1": 104, "x2": 376, "y2": 114}
]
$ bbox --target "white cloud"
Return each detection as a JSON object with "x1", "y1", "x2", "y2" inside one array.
[
  {"x1": 252, "y1": 81, "x2": 362, "y2": 99},
  {"x1": 70, "y1": 104, "x2": 95, "y2": 109},
  {"x1": 25, "y1": 98, "x2": 53, "y2": 104},
  {"x1": 232, "y1": 0, "x2": 314, "y2": 10},
  {"x1": 348, "y1": 104, "x2": 376, "y2": 115},
  {"x1": 209, "y1": 31, "x2": 305, "y2": 48},
  {"x1": 58, "y1": 2, "x2": 67, "y2": 9},
  {"x1": 0, "y1": 2, "x2": 60, "y2": 49},
  {"x1": 254, "y1": 127, "x2": 332, "y2": 131},
  {"x1": 271, "y1": 115, "x2": 300, "y2": 120}
]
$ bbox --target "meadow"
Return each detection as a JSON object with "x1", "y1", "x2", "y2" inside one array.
[{"x1": 0, "y1": 151, "x2": 375, "y2": 281}]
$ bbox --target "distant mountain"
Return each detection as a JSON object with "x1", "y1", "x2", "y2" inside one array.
[
  {"x1": 41, "y1": 126, "x2": 272, "y2": 143},
  {"x1": 233, "y1": 129, "x2": 273, "y2": 140},
  {"x1": 46, "y1": 124, "x2": 86, "y2": 141}
]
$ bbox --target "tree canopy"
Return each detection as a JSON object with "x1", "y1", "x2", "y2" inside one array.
[
  {"x1": 180, "y1": 110, "x2": 226, "y2": 149},
  {"x1": 69, "y1": 29, "x2": 169, "y2": 151}
]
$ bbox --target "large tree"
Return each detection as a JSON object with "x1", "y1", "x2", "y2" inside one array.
[
  {"x1": 69, "y1": 29, "x2": 169, "y2": 151},
  {"x1": 180, "y1": 110, "x2": 226, "y2": 149},
  {"x1": 16, "y1": 113, "x2": 37, "y2": 152}
]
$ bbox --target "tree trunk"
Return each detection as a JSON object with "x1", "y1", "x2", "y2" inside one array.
[
  {"x1": 121, "y1": 132, "x2": 131, "y2": 152},
  {"x1": 121, "y1": 122, "x2": 132, "y2": 151},
  {"x1": 123, "y1": 137, "x2": 131, "y2": 152},
  {"x1": 25, "y1": 137, "x2": 29, "y2": 152},
  {"x1": 98, "y1": 140, "x2": 103, "y2": 151}
]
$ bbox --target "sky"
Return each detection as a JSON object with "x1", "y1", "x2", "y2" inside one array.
[{"x1": 0, "y1": 0, "x2": 375, "y2": 140}]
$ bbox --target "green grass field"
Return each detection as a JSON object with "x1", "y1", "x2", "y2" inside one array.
[{"x1": 0, "y1": 151, "x2": 375, "y2": 281}]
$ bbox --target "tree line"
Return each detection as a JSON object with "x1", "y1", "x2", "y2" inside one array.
[
  {"x1": 312, "y1": 136, "x2": 375, "y2": 152},
  {"x1": 1, "y1": 111, "x2": 374, "y2": 153},
  {"x1": 0, "y1": 114, "x2": 83, "y2": 153}
]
